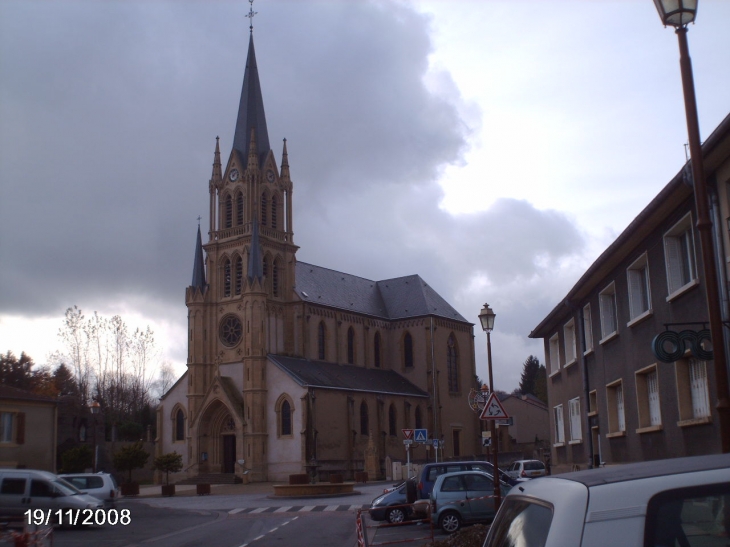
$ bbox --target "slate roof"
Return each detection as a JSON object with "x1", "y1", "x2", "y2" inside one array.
[
  {"x1": 0, "y1": 385, "x2": 57, "y2": 403},
  {"x1": 268, "y1": 355, "x2": 429, "y2": 398},
  {"x1": 294, "y1": 262, "x2": 468, "y2": 322}
]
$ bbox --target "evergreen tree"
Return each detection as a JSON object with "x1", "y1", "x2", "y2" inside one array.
[
  {"x1": 518, "y1": 355, "x2": 541, "y2": 395},
  {"x1": 534, "y1": 365, "x2": 548, "y2": 405}
]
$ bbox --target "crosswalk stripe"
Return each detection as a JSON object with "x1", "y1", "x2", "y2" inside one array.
[
  {"x1": 228, "y1": 508, "x2": 247, "y2": 514},
  {"x1": 324, "y1": 505, "x2": 339, "y2": 512},
  {"x1": 274, "y1": 506, "x2": 292, "y2": 513},
  {"x1": 251, "y1": 507, "x2": 268, "y2": 513},
  {"x1": 300, "y1": 506, "x2": 316, "y2": 512}
]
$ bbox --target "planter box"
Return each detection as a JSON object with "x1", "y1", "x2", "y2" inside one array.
[
  {"x1": 354, "y1": 471, "x2": 368, "y2": 483},
  {"x1": 121, "y1": 483, "x2": 139, "y2": 496},
  {"x1": 329, "y1": 473, "x2": 344, "y2": 484},
  {"x1": 196, "y1": 483, "x2": 211, "y2": 495},
  {"x1": 161, "y1": 485, "x2": 175, "y2": 497},
  {"x1": 288, "y1": 474, "x2": 310, "y2": 485}
]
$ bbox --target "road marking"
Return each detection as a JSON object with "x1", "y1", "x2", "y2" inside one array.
[
  {"x1": 324, "y1": 505, "x2": 339, "y2": 512},
  {"x1": 250, "y1": 507, "x2": 268, "y2": 513},
  {"x1": 228, "y1": 508, "x2": 246, "y2": 514},
  {"x1": 273, "y1": 506, "x2": 292, "y2": 513},
  {"x1": 237, "y1": 517, "x2": 298, "y2": 547},
  {"x1": 300, "y1": 505, "x2": 316, "y2": 512}
]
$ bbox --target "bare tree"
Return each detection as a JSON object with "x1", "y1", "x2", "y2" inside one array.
[
  {"x1": 151, "y1": 360, "x2": 177, "y2": 401},
  {"x1": 57, "y1": 306, "x2": 92, "y2": 404}
]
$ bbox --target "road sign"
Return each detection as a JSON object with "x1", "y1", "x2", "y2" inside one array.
[
  {"x1": 496, "y1": 417, "x2": 514, "y2": 426},
  {"x1": 432, "y1": 439, "x2": 439, "y2": 448},
  {"x1": 403, "y1": 439, "x2": 413, "y2": 445},
  {"x1": 402, "y1": 429, "x2": 414, "y2": 440},
  {"x1": 479, "y1": 393, "x2": 509, "y2": 420},
  {"x1": 414, "y1": 429, "x2": 428, "y2": 442}
]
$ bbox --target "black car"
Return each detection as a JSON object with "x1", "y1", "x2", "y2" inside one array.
[{"x1": 369, "y1": 479, "x2": 417, "y2": 523}]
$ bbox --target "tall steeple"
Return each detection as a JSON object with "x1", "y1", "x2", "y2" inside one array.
[
  {"x1": 191, "y1": 223, "x2": 206, "y2": 291},
  {"x1": 232, "y1": 33, "x2": 270, "y2": 166}
]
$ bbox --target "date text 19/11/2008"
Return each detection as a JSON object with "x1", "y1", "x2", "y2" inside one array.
[{"x1": 25, "y1": 508, "x2": 131, "y2": 526}]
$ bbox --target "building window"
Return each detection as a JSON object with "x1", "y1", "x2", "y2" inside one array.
[
  {"x1": 347, "y1": 327, "x2": 355, "y2": 365},
  {"x1": 236, "y1": 192, "x2": 244, "y2": 225},
  {"x1": 271, "y1": 195, "x2": 278, "y2": 229},
  {"x1": 563, "y1": 320, "x2": 576, "y2": 366},
  {"x1": 0, "y1": 412, "x2": 23, "y2": 444},
  {"x1": 280, "y1": 399, "x2": 292, "y2": 436},
  {"x1": 235, "y1": 256, "x2": 243, "y2": 295},
  {"x1": 404, "y1": 401, "x2": 411, "y2": 428},
  {"x1": 388, "y1": 404, "x2": 396, "y2": 436},
  {"x1": 664, "y1": 213, "x2": 697, "y2": 297},
  {"x1": 272, "y1": 260, "x2": 279, "y2": 297},
  {"x1": 415, "y1": 406, "x2": 423, "y2": 430},
  {"x1": 606, "y1": 380, "x2": 626, "y2": 435},
  {"x1": 627, "y1": 253, "x2": 652, "y2": 322},
  {"x1": 569, "y1": 397, "x2": 582, "y2": 442},
  {"x1": 318, "y1": 322, "x2": 326, "y2": 360},
  {"x1": 675, "y1": 358, "x2": 711, "y2": 423},
  {"x1": 582, "y1": 304, "x2": 593, "y2": 353},
  {"x1": 588, "y1": 390, "x2": 597, "y2": 415},
  {"x1": 374, "y1": 332, "x2": 381, "y2": 368},
  {"x1": 360, "y1": 401, "x2": 369, "y2": 435},
  {"x1": 553, "y1": 405, "x2": 565, "y2": 445},
  {"x1": 447, "y1": 334, "x2": 459, "y2": 392},
  {"x1": 636, "y1": 366, "x2": 661, "y2": 430},
  {"x1": 452, "y1": 429, "x2": 461, "y2": 457},
  {"x1": 263, "y1": 255, "x2": 269, "y2": 278},
  {"x1": 599, "y1": 283, "x2": 618, "y2": 341},
  {"x1": 549, "y1": 333, "x2": 560, "y2": 375},
  {"x1": 175, "y1": 409, "x2": 185, "y2": 441},
  {"x1": 403, "y1": 332, "x2": 413, "y2": 368},
  {"x1": 224, "y1": 195, "x2": 233, "y2": 229},
  {"x1": 223, "y1": 258, "x2": 231, "y2": 297},
  {"x1": 260, "y1": 192, "x2": 268, "y2": 226}
]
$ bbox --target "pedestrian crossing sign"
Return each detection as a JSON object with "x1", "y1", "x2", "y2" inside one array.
[{"x1": 414, "y1": 429, "x2": 428, "y2": 442}]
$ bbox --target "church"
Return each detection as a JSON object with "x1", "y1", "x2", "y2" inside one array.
[{"x1": 157, "y1": 23, "x2": 481, "y2": 483}]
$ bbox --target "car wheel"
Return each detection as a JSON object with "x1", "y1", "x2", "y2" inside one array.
[
  {"x1": 387, "y1": 507, "x2": 406, "y2": 524},
  {"x1": 439, "y1": 511, "x2": 462, "y2": 533}
]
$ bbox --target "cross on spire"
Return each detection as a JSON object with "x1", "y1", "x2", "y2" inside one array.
[{"x1": 246, "y1": 0, "x2": 257, "y2": 33}]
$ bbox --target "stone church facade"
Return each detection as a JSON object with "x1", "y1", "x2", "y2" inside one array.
[{"x1": 157, "y1": 31, "x2": 480, "y2": 482}]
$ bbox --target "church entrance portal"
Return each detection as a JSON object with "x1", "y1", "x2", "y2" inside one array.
[{"x1": 223, "y1": 435, "x2": 236, "y2": 473}]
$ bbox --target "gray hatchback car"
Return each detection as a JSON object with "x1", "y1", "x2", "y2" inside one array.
[{"x1": 430, "y1": 470, "x2": 498, "y2": 533}]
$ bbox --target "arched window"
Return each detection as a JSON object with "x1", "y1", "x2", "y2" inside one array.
[
  {"x1": 223, "y1": 258, "x2": 231, "y2": 297},
  {"x1": 318, "y1": 322, "x2": 326, "y2": 360},
  {"x1": 261, "y1": 192, "x2": 268, "y2": 226},
  {"x1": 403, "y1": 332, "x2": 413, "y2": 368},
  {"x1": 272, "y1": 259, "x2": 279, "y2": 297},
  {"x1": 175, "y1": 409, "x2": 185, "y2": 441},
  {"x1": 347, "y1": 327, "x2": 355, "y2": 364},
  {"x1": 360, "y1": 401, "x2": 369, "y2": 435},
  {"x1": 280, "y1": 400, "x2": 292, "y2": 436},
  {"x1": 263, "y1": 255, "x2": 269, "y2": 278},
  {"x1": 388, "y1": 404, "x2": 396, "y2": 436},
  {"x1": 236, "y1": 192, "x2": 244, "y2": 225},
  {"x1": 224, "y1": 195, "x2": 233, "y2": 229},
  {"x1": 374, "y1": 332, "x2": 381, "y2": 368},
  {"x1": 235, "y1": 256, "x2": 243, "y2": 295},
  {"x1": 415, "y1": 406, "x2": 423, "y2": 430},
  {"x1": 271, "y1": 195, "x2": 278, "y2": 229},
  {"x1": 447, "y1": 334, "x2": 459, "y2": 393}
]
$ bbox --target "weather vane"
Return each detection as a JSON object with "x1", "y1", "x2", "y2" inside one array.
[
  {"x1": 197, "y1": 215, "x2": 201, "y2": 226},
  {"x1": 247, "y1": 0, "x2": 257, "y2": 33}
]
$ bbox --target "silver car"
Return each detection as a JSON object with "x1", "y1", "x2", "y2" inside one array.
[
  {"x1": 482, "y1": 453, "x2": 730, "y2": 547},
  {"x1": 430, "y1": 470, "x2": 498, "y2": 533},
  {"x1": 60, "y1": 472, "x2": 120, "y2": 508}
]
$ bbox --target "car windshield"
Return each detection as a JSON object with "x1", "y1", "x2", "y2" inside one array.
[
  {"x1": 483, "y1": 498, "x2": 553, "y2": 547},
  {"x1": 54, "y1": 479, "x2": 83, "y2": 496}
]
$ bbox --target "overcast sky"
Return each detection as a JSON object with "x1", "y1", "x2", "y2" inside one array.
[{"x1": 1, "y1": 0, "x2": 729, "y2": 393}]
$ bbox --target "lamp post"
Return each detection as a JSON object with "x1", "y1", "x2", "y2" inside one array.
[
  {"x1": 90, "y1": 401, "x2": 101, "y2": 472},
  {"x1": 653, "y1": 0, "x2": 730, "y2": 453},
  {"x1": 478, "y1": 303, "x2": 501, "y2": 510}
]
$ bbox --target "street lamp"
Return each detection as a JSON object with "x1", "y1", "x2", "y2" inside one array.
[
  {"x1": 478, "y1": 303, "x2": 501, "y2": 510},
  {"x1": 90, "y1": 401, "x2": 101, "y2": 472},
  {"x1": 653, "y1": 0, "x2": 730, "y2": 453}
]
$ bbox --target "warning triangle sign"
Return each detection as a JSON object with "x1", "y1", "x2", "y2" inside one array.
[
  {"x1": 402, "y1": 429, "x2": 414, "y2": 440},
  {"x1": 479, "y1": 393, "x2": 509, "y2": 420}
]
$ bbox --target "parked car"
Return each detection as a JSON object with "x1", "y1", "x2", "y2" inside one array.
[
  {"x1": 59, "y1": 472, "x2": 120, "y2": 508},
  {"x1": 370, "y1": 479, "x2": 417, "y2": 523},
  {"x1": 506, "y1": 459, "x2": 546, "y2": 481},
  {"x1": 0, "y1": 469, "x2": 104, "y2": 520},
  {"x1": 482, "y1": 453, "x2": 730, "y2": 547},
  {"x1": 417, "y1": 461, "x2": 515, "y2": 500},
  {"x1": 430, "y1": 470, "x2": 498, "y2": 533}
]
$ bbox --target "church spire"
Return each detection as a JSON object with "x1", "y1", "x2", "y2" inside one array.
[
  {"x1": 211, "y1": 136, "x2": 222, "y2": 182},
  {"x1": 232, "y1": 32, "x2": 270, "y2": 167},
  {"x1": 280, "y1": 138, "x2": 290, "y2": 180},
  {"x1": 191, "y1": 222, "x2": 206, "y2": 291}
]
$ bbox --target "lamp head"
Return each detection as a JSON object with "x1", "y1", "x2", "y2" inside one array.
[
  {"x1": 653, "y1": 0, "x2": 697, "y2": 27},
  {"x1": 478, "y1": 303, "x2": 496, "y2": 333},
  {"x1": 90, "y1": 401, "x2": 101, "y2": 415}
]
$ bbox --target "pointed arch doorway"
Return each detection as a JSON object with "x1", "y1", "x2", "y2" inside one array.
[{"x1": 198, "y1": 400, "x2": 239, "y2": 474}]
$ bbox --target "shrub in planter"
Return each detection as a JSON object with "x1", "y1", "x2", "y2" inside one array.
[
  {"x1": 329, "y1": 473, "x2": 344, "y2": 484},
  {"x1": 113, "y1": 441, "x2": 150, "y2": 487},
  {"x1": 153, "y1": 452, "x2": 183, "y2": 487},
  {"x1": 196, "y1": 483, "x2": 211, "y2": 495},
  {"x1": 288, "y1": 473, "x2": 310, "y2": 485}
]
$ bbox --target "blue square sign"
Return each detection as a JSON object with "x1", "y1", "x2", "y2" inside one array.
[{"x1": 414, "y1": 429, "x2": 428, "y2": 442}]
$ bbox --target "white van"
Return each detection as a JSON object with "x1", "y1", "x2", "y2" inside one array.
[{"x1": 0, "y1": 469, "x2": 103, "y2": 521}]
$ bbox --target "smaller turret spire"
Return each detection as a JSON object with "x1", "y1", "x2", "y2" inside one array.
[
  {"x1": 191, "y1": 223, "x2": 207, "y2": 291},
  {"x1": 211, "y1": 136, "x2": 222, "y2": 183},
  {"x1": 280, "y1": 138, "x2": 290, "y2": 180}
]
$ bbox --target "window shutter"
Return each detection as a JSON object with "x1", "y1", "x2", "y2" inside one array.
[
  {"x1": 665, "y1": 236, "x2": 683, "y2": 293},
  {"x1": 16, "y1": 413, "x2": 25, "y2": 445},
  {"x1": 647, "y1": 371, "x2": 661, "y2": 426},
  {"x1": 628, "y1": 269, "x2": 642, "y2": 319},
  {"x1": 616, "y1": 386, "x2": 625, "y2": 432}
]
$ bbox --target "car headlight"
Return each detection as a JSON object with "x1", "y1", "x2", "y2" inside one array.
[{"x1": 371, "y1": 495, "x2": 386, "y2": 507}]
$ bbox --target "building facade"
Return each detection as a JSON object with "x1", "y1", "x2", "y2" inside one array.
[
  {"x1": 157, "y1": 31, "x2": 480, "y2": 482},
  {"x1": 0, "y1": 386, "x2": 57, "y2": 472},
  {"x1": 530, "y1": 113, "x2": 730, "y2": 471}
]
